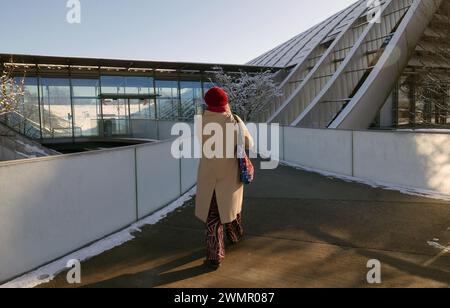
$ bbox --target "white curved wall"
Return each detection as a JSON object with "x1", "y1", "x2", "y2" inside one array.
[
  {"x1": 353, "y1": 131, "x2": 450, "y2": 195},
  {"x1": 0, "y1": 137, "x2": 199, "y2": 283},
  {"x1": 281, "y1": 127, "x2": 450, "y2": 196},
  {"x1": 283, "y1": 127, "x2": 353, "y2": 176}
]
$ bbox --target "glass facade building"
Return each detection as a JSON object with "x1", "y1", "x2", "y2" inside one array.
[
  {"x1": 0, "y1": 54, "x2": 275, "y2": 141},
  {"x1": 3, "y1": 75, "x2": 215, "y2": 140}
]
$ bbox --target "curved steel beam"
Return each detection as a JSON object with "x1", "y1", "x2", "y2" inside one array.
[
  {"x1": 291, "y1": 0, "x2": 397, "y2": 127},
  {"x1": 265, "y1": 0, "x2": 367, "y2": 124},
  {"x1": 329, "y1": 0, "x2": 443, "y2": 129}
]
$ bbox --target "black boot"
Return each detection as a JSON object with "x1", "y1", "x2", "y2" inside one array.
[{"x1": 204, "y1": 259, "x2": 222, "y2": 270}]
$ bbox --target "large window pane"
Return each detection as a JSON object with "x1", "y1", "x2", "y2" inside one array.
[
  {"x1": 72, "y1": 78, "x2": 100, "y2": 98},
  {"x1": 5, "y1": 77, "x2": 41, "y2": 139},
  {"x1": 155, "y1": 80, "x2": 179, "y2": 120},
  {"x1": 200, "y1": 81, "x2": 215, "y2": 115},
  {"x1": 101, "y1": 76, "x2": 154, "y2": 95},
  {"x1": 40, "y1": 78, "x2": 72, "y2": 138},
  {"x1": 124, "y1": 76, "x2": 154, "y2": 95},
  {"x1": 129, "y1": 99, "x2": 156, "y2": 119},
  {"x1": 397, "y1": 75, "x2": 450, "y2": 128},
  {"x1": 101, "y1": 76, "x2": 125, "y2": 95},
  {"x1": 73, "y1": 99, "x2": 99, "y2": 137},
  {"x1": 180, "y1": 81, "x2": 202, "y2": 120},
  {"x1": 72, "y1": 78, "x2": 100, "y2": 137},
  {"x1": 101, "y1": 99, "x2": 130, "y2": 136},
  {"x1": 203, "y1": 81, "x2": 215, "y2": 93}
]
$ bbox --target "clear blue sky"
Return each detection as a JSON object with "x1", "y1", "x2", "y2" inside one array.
[{"x1": 0, "y1": 0, "x2": 356, "y2": 64}]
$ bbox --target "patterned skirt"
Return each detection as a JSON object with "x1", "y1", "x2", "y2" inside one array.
[{"x1": 205, "y1": 192, "x2": 243, "y2": 261}]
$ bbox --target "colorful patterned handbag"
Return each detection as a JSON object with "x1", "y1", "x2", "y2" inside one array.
[
  {"x1": 233, "y1": 115, "x2": 255, "y2": 185},
  {"x1": 238, "y1": 151, "x2": 255, "y2": 185}
]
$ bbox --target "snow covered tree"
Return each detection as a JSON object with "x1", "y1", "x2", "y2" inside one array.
[
  {"x1": 0, "y1": 62, "x2": 25, "y2": 116},
  {"x1": 210, "y1": 68, "x2": 282, "y2": 121}
]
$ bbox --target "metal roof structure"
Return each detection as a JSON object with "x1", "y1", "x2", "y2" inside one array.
[
  {"x1": 248, "y1": 0, "x2": 367, "y2": 68},
  {"x1": 0, "y1": 53, "x2": 280, "y2": 74},
  {"x1": 250, "y1": 0, "x2": 448, "y2": 129}
]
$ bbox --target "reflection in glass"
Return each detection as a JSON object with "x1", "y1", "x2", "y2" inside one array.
[
  {"x1": 5, "y1": 77, "x2": 41, "y2": 139},
  {"x1": 101, "y1": 76, "x2": 125, "y2": 95},
  {"x1": 124, "y1": 77, "x2": 154, "y2": 95},
  {"x1": 397, "y1": 75, "x2": 449, "y2": 127},
  {"x1": 180, "y1": 81, "x2": 202, "y2": 119},
  {"x1": 3, "y1": 73, "x2": 214, "y2": 140},
  {"x1": 101, "y1": 98, "x2": 130, "y2": 136},
  {"x1": 155, "y1": 80, "x2": 179, "y2": 120},
  {"x1": 40, "y1": 78, "x2": 72, "y2": 138},
  {"x1": 203, "y1": 81, "x2": 215, "y2": 93},
  {"x1": 129, "y1": 99, "x2": 156, "y2": 119},
  {"x1": 72, "y1": 79, "x2": 100, "y2": 137},
  {"x1": 200, "y1": 81, "x2": 215, "y2": 115},
  {"x1": 72, "y1": 78, "x2": 99, "y2": 98},
  {"x1": 101, "y1": 76, "x2": 154, "y2": 95}
]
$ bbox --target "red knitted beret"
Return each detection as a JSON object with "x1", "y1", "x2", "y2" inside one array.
[{"x1": 204, "y1": 87, "x2": 229, "y2": 113}]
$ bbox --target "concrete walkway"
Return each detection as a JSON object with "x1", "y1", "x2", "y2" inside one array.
[{"x1": 40, "y1": 162, "x2": 450, "y2": 288}]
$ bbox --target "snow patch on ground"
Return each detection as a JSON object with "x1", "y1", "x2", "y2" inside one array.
[
  {"x1": 15, "y1": 140, "x2": 50, "y2": 157},
  {"x1": 281, "y1": 161, "x2": 450, "y2": 202},
  {"x1": 396, "y1": 129, "x2": 450, "y2": 133},
  {"x1": 0, "y1": 186, "x2": 197, "y2": 289}
]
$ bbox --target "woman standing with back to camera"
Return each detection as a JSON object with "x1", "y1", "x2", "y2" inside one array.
[{"x1": 196, "y1": 87, "x2": 254, "y2": 269}]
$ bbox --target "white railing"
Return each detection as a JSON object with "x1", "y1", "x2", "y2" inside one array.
[
  {"x1": 273, "y1": 126, "x2": 450, "y2": 196},
  {"x1": 0, "y1": 134, "x2": 198, "y2": 283}
]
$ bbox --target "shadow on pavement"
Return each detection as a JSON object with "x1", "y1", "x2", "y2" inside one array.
[{"x1": 83, "y1": 249, "x2": 214, "y2": 288}]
